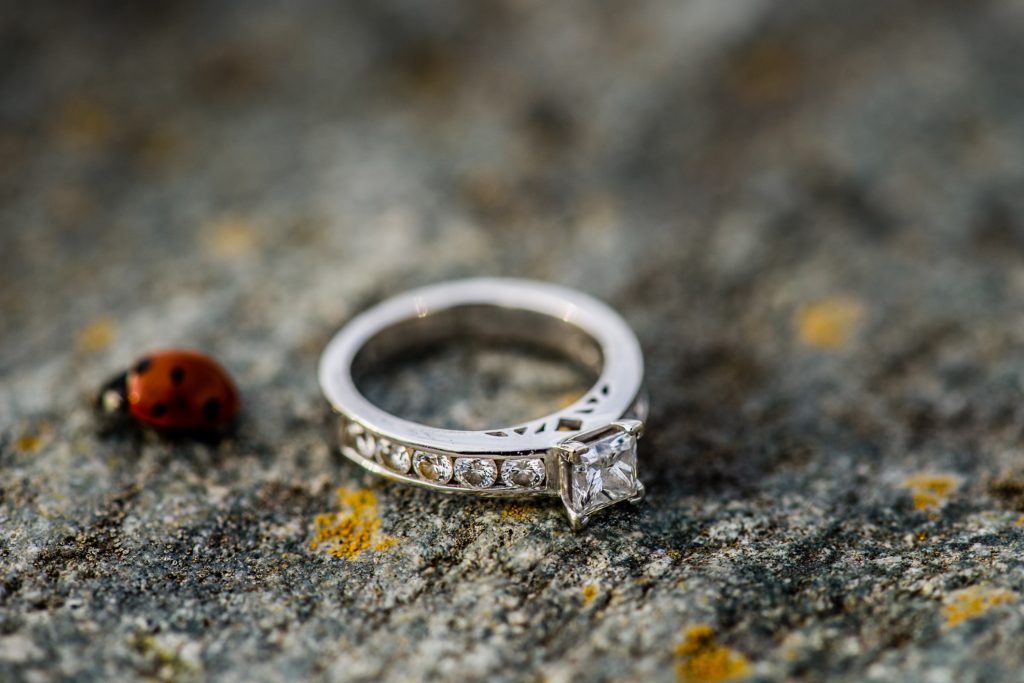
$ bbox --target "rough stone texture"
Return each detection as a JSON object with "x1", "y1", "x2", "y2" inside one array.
[{"x1": 4, "y1": 1, "x2": 1024, "y2": 681}]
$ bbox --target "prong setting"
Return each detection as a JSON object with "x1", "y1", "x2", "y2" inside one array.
[
  {"x1": 565, "y1": 509, "x2": 591, "y2": 531},
  {"x1": 611, "y1": 418, "x2": 645, "y2": 438},
  {"x1": 629, "y1": 480, "x2": 646, "y2": 505},
  {"x1": 556, "y1": 440, "x2": 590, "y2": 465}
]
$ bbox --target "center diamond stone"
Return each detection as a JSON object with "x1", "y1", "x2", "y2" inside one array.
[{"x1": 562, "y1": 428, "x2": 640, "y2": 524}]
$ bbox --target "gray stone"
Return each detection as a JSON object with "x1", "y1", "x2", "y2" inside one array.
[{"x1": 3, "y1": 1, "x2": 1024, "y2": 682}]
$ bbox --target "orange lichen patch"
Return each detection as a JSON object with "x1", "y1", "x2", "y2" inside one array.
[
  {"x1": 902, "y1": 474, "x2": 960, "y2": 511},
  {"x1": 944, "y1": 586, "x2": 1018, "y2": 628},
  {"x1": 54, "y1": 98, "x2": 112, "y2": 150},
  {"x1": 582, "y1": 584, "x2": 599, "y2": 606},
  {"x1": 76, "y1": 316, "x2": 117, "y2": 354},
  {"x1": 203, "y1": 216, "x2": 258, "y2": 259},
  {"x1": 674, "y1": 625, "x2": 751, "y2": 683},
  {"x1": 501, "y1": 503, "x2": 536, "y2": 521},
  {"x1": 310, "y1": 488, "x2": 397, "y2": 560},
  {"x1": 795, "y1": 296, "x2": 865, "y2": 350}
]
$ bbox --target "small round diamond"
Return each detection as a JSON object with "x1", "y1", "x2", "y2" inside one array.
[
  {"x1": 501, "y1": 458, "x2": 546, "y2": 488},
  {"x1": 454, "y1": 458, "x2": 498, "y2": 488},
  {"x1": 346, "y1": 423, "x2": 376, "y2": 459},
  {"x1": 377, "y1": 440, "x2": 412, "y2": 473},
  {"x1": 413, "y1": 452, "x2": 453, "y2": 483}
]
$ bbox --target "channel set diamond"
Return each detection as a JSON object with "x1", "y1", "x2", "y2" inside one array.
[
  {"x1": 346, "y1": 422, "x2": 376, "y2": 459},
  {"x1": 454, "y1": 458, "x2": 498, "y2": 488},
  {"x1": 500, "y1": 458, "x2": 546, "y2": 488},
  {"x1": 377, "y1": 440, "x2": 412, "y2": 473},
  {"x1": 413, "y1": 451, "x2": 453, "y2": 483}
]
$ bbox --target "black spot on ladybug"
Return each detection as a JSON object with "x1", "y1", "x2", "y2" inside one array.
[
  {"x1": 151, "y1": 403, "x2": 168, "y2": 418},
  {"x1": 134, "y1": 358, "x2": 153, "y2": 375},
  {"x1": 203, "y1": 398, "x2": 221, "y2": 421},
  {"x1": 170, "y1": 366, "x2": 185, "y2": 385}
]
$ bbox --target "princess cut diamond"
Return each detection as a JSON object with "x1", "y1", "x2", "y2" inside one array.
[{"x1": 559, "y1": 424, "x2": 643, "y2": 529}]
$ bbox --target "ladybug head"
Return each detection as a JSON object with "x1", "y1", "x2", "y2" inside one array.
[{"x1": 96, "y1": 371, "x2": 128, "y2": 416}]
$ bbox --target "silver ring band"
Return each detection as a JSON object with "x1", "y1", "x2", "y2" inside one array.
[{"x1": 318, "y1": 278, "x2": 647, "y2": 529}]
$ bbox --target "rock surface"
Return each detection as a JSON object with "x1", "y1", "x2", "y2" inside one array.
[{"x1": 4, "y1": 1, "x2": 1024, "y2": 681}]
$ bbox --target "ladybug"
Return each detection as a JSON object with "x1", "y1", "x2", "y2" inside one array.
[{"x1": 98, "y1": 349, "x2": 239, "y2": 431}]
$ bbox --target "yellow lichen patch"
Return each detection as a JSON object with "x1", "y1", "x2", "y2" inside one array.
[
  {"x1": 203, "y1": 216, "x2": 258, "y2": 259},
  {"x1": 129, "y1": 632, "x2": 198, "y2": 679},
  {"x1": 16, "y1": 425, "x2": 48, "y2": 453},
  {"x1": 582, "y1": 584, "x2": 599, "y2": 606},
  {"x1": 727, "y1": 40, "x2": 801, "y2": 107},
  {"x1": 310, "y1": 488, "x2": 397, "y2": 560},
  {"x1": 1015, "y1": 515, "x2": 1024, "y2": 527},
  {"x1": 76, "y1": 316, "x2": 117, "y2": 354},
  {"x1": 136, "y1": 126, "x2": 184, "y2": 171},
  {"x1": 674, "y1": 624, "x2": 751, "y2": 683},
  {"x1": 54, "y1": 98, "x2": 112, "y2": 150},
  {"x1": 944, "y1": 586, "x2": 1018, "y2": 628},
  {"x1": 16, "y1": 434, "x2": 41, "y2": 452},
  {"x1": 374, "y1": 537, "x2": 399, "y2": 552},
  {"x1": 795, "y1": 296, "x2": 865, "y2": 350},
  {"x1": 902, "y1": 474, "x2": 960, "y2": 511},
  {"x1": 501, "y1": 503, "x2": 536, "y2": 521}
]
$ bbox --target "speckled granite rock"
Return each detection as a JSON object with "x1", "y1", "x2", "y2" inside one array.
[{"x1": 4, "y1": 1, "x2": 1024, "y2": 681}]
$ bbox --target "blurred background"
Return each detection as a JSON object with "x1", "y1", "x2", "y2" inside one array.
[
  {"x1": 4, "y1": 1, "x2": 1024, "y2": 681},
  {"x1": 6, "y1": 0, "x2": 1022, "y2": 381}
]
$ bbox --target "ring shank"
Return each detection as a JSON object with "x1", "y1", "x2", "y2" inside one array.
[
  {"x1": 319, "y1": 278, "x2": 644, "y2": 456},
  {"x1": 351, "y1": 304, "x2": 604, "y2": 381}
]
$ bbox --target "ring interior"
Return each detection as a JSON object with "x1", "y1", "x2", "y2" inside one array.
[{"x1": 350, "y1": 304, "x2": 604, "y2": 386}]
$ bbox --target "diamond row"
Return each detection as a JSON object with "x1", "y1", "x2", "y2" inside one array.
[{"x1": 343, "y1": 423, "x2": 546, "y2": 490}]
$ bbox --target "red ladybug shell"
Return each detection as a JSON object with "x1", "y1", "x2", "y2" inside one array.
[{"x1": 125, "y1": 350, "x2": 239, "y2": 430}]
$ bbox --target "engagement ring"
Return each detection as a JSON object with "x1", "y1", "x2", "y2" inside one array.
[{"x1": 318, "y1": 278, "x2": 647, "y2": 530}]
